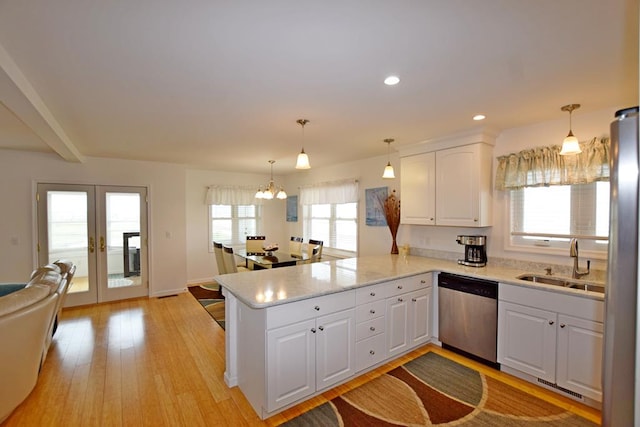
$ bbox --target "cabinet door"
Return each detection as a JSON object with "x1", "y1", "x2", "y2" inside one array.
[
  {"x1": 386, "y1": 295, "x2": 409, "y2": 357},
  {"x1": 408, "y1": 288, "x2": 431, "y2": 347},
  {"x1": 316, "y1": 309, "x2": 356, "y2": 391},
  {"x1": 498, "y1": 301, "x2": 556, "y2": 382},
  {"x1": 400, "y1": 153, "x2": 436, "y2": 225},
  {"x1": 556, "y1": 315, "x2": 604, "y2": 401},
  {"x1": 266, "y1": 319, "x2": 316, "y2": 411}
]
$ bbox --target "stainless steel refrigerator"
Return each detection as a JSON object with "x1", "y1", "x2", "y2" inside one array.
[{"x1": 603, "y1": 106, "x2": 639, "y2": 426}]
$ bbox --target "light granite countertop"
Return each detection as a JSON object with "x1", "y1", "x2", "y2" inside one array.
[{"x1": 215, "y1": 254, "x2": 605, "y2": 309}]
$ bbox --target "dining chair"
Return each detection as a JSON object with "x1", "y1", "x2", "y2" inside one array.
[
  {"x1": 213, "y1": 241, "x2": 227, "y2": 275},
  {"x1": 307, "y1": 239, "x2": 324, "y2": 263},
  {"x1": 289, "y1": 236, "x2": 303, "y2": 257},
  {"x1": 223, "y1": 246, "x2": 250, "y2": 273},
  {"x1": 246, "y1": 236, "x2": 266, "y2": 254}
]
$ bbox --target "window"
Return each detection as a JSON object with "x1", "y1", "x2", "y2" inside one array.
[
  {"x1": 209, "y1": 204, "x2": 261, "y2": 249},
  {"x1": 510, "y1": 181, "x2": 609, "y2": 252},
  {"x1": 303, "y1": 202, "x2": 357, "y2": 254}
]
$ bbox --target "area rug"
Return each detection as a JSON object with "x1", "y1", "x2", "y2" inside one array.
[
  {"x1": 280, "y1": 352, "x2": 597, "y2": 426},
  {"x1": 188, "y1": 285, "x2": 225, "y2": 330}
]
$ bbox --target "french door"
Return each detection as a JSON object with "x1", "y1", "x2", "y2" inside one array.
[{"x1": 37, "y1": 183, "x2": 148, "y2": 306}]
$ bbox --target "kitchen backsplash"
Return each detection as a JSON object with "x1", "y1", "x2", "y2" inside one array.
[{"x1": 408, "y1": 247, "x2": 607, "y2": 284}]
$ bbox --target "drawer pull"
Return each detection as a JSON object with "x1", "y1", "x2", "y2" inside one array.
[
  {"x1": 398, "y1": 298, "x2": 404, "y2": 302},
  {"x1": 397, "y1": 285, "x2": 403, "y2": 289},
  {"x1": 318, "y1": 326, "x2": 324, "y2": 331},
  {"x1": 420, "y1": 280, "x2": 426, "y2": 284},
  {"x1": 314, "y1": 306, "x2": 320, "y2": 311},
  {"x1": 560, "y1": 324, "x2": 566, "y2": 328},
  {"x1": 548, "y1": 320, "x2": 555, "y2": 326},
  {"x1": 369, "y1": 326, "x2": 376, "y2": 331},
  {"x1": 370, "y1": 309, "x2": 376, "y2": 314},
  {"x1": 311, "y1": 328, "x2": 316, "y2": 333},
  {"x1": 370, "y1": 292, "x2": 376, "y2": 297},
  {"x1": 411, "y1": 298, "x2": 417, "y2": 302},
  {"x1": 369, "y1": 350, "x2": 375, "y2": 355}
]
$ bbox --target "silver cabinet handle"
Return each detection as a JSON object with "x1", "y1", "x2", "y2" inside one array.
[
  {"x1": 370, "y1": 309, "x2": 375, "y2": 314},
  {"x1": 370, "y1": 326, "x2": 376, "y2": 331},
  {"x1": 397, "y1": 285, "x2": 403, "y2": 289},
  {"x1": 311, "y1": 328, "x2": 316, "y2": 333},
  {"x1": 411, "y1": 298, "x2": 417, "y2": 302},
  {"x1": 430, "y1": 217, "x2": 434, "y2": 221},
  {"x1": 398, "y1": 298, "x2": 404, "y2": 302},
  {"x1": 318, "y1": 326, "x2": 324, "y2": 331},
  {"x1": 549, "y1": 320, "x2": 555, "y2": 325},
  {"x1": 560, "y1": 324, "x2": 566, "y2": 328},
  {"x1": 314, "y1": 306, "x2": 320, "y2": 311},
  {"x1": 420, "y1": 280, "x2": 426, "y2": 284},
  {"x1": 370, "y1": 292, "x2": 376, "y2": 296},
  {"x1": 369, "y1": 350, "x2": 375, "y2": 355},
  {"x1": 474, "y1": 218, "x2": 479, "y2": 222}
]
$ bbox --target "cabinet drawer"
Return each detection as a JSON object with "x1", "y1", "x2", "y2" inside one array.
[
  {"x1": 356, "y1": 334, "x2": 386, "y2": 372},
  {"x1": 356, "y1": 300, "x2": 386, "y2": 322},
  {"x1": 389, "y1": 274, "x2": 432, "y2": 297},
  {"x1": 356, "y1": 282, "x2": 391, "y2": 304},
  {"x1": 356, "y1": 316, "x2": 385, "y2": 341},
  {"x1": 266, "y1": 291, "x2": 355, "y2": 329}
]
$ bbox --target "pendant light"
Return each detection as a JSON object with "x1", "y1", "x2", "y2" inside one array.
[
  {"x1": 295, "y1": 119, "x2": 311, "y2": 169},
  {"x1": 255, "y1": 160, "x2": 287, "y2": 200},
  {"x1": 382, "y1": 138, "x2": 395, "y2": 179},
  {"x1": 559, "y1": 104, "x2": 581, "y2": 155}
]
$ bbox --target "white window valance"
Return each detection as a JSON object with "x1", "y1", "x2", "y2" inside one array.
[
  {"x1": 205, "y1": 185, "x2": 258, "y2": 205},
  {"x1": 495, "y1": 137, "x2": 610, "y2": 190},
  {"x1": 299, "y1": 179, "x2": 359, "y2": 205}
]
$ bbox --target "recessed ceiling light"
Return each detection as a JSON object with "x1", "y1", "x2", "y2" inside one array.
[
  {"x1": 384, "y1": 75, "x2": 400, "y2": 86},
  {"x1": 473, "y1": 114, "x2": 486, "y2": 121}
]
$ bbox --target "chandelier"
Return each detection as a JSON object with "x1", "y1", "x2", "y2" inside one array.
[{"x1": 255, "y1": 160, "x2": 287, "y2": 200}]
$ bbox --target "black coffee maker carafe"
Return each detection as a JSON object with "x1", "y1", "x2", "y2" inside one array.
[{"x1": 456, "y1": 235, "x2": 487, "y2": 267}]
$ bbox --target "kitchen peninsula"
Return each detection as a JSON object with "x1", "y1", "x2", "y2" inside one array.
[{"x1": 215, "y1": 254, "x2": 605, "y2": 419}]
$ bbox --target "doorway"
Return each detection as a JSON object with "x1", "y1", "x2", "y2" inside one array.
[{"x1": 37, "y1": 183, "x2": 149, "y2": 306}]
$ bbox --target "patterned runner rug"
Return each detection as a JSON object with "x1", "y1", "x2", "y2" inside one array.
[
  {"x1": 280, "y1": 351, "x2": 597, "y2": 426},
  {"x1": 188, "y1": 285, "x2": 225, "y2": 330}
]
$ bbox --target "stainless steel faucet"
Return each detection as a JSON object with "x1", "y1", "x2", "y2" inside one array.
[{"x1": 569, "y1": 238, "x2": 590, "y2": 279}]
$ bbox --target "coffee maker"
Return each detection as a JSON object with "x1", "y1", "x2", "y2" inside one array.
[{"x1": 456, "y1": 235, "x2": 487, "y2": 267}]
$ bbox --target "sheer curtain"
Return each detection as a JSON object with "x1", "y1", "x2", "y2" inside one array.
[
  {"x1": 205, "y1": 185, "x2": 258, "y2": 205},
  {"x1": 495, "y1": 137, "x2": 610, "y2": 190},
  {"x1": 299, "y1": 179, "x2": 359, "y2": 205}
]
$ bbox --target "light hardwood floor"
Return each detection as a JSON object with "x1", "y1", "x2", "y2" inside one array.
[{"x1": 2, "y1": 290, "x2": 602, "y2": 426}]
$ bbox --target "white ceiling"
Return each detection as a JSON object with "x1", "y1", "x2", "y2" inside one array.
[{"x1": 0, "y1": 0, "x2": 637, "y2": 174}]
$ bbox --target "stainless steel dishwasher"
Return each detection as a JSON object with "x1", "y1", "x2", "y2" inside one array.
[{"x1": 438, "y1": 272, "x2": 499, "y2": 366}]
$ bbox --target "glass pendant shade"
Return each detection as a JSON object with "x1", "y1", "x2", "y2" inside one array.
[
  {"x1": 559, "y1": 132, "x2": 581, "y2": 155},
  {"x1": 559, "y1": 104, "x2": 582, "y2": 156},
  {"x1": 382, "y1": 138, "x2": 395, "y2": 179},
  {"x1": 383, "y1": 162, "x2": 395, "y2": 179},
  {"x1": 276, "y1": 188, "x2": 287, "y2": 199},
  {"x1": 296, "y1": 150, "x2": 310, "y2": 169}
]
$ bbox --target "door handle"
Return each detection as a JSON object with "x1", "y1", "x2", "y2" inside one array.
[
  {"x1": 89, "y1": 237, "x2": 95, "y2": 253},
  {"x1": 100, "y1": 236, "x2": 106, "y2": 252}
]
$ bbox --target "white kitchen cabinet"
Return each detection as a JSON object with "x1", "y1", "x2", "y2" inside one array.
[
  {"x1": 556, "y1": 315, "x2": 603, "y2": 401},
  {"x1": 386, "y1": 279, "x2": 433, "y2": 358},
  {"x1": 435, "y1": 143, "x2": 492, "y2": 227},
  {"x1": 498, "y1": 283, "x2": 604, "y2": 403},
  {"x1": 266, "y1": 308, "x2": 355, "y2": 412},
  {"x1": 399, "y1": 142, "x2": 492, "y2": 227},
  {"x1": 400, "y1": 152, "x2": 435, "y2": 225},
  {"x1": 498, "y1": 301, "x2": 557, "y2": 382}
]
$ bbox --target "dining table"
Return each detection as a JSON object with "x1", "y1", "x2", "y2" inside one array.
[{"x1": 235, "y1": 249, "x2": 309, "y2": 270}]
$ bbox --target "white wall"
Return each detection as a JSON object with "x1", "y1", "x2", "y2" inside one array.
[{"x1": 0, "y1": 149, "x2": 187, "y2": 296}]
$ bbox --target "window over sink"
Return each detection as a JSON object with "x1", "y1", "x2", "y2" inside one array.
[{"x1": 509, "y1": 181, "x2": 609, "y2": 253}]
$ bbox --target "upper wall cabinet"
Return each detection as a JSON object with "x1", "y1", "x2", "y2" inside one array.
[{"x1": 399, "y1": 129, "x2": 495, "y2": 227}]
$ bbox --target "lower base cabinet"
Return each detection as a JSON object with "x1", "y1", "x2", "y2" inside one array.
[
  {"x1": 498, "y1": 284, "x2": 604, "y2": 402},
  {"x1": 266, "y1": 309, "x2": 356, "y2": 412},
  {"x1": 387, "y1": 288, "x2": 432, "y2": 357}
]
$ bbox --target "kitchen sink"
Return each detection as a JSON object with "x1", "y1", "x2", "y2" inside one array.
[{"x1": 516, "y1": 274, "x2": 605, "y2": 294}]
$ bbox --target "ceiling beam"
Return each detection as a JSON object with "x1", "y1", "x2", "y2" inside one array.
[{"x1": 0, "y1": 42, "x2": 83, "y2": 162}]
